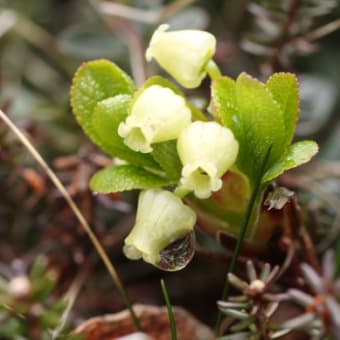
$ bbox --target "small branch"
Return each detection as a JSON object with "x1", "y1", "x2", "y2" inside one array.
[
  {"x1": 100, "y1": 2, "x2": 159, "y2": 24},
  {"x1": 0, "y1": 110, "x2": 142, "y2": 331},
  {"x1": 118, "y1": 21, "x2": 146, "y2": 86},
  {"x1": 281, "y1": 172, "x2": 340, "y2": 252},
  {"x1": 100, "y1": 0, "x2": 196, "y2": 24},
  {"x1": 304, "y1": 18, "x2": 340, "y2": 41},
  {"x1": 0, "y1": 9, "x2": 70, "y2": 77},
  {"x1": 0, "y1": 10, "x2": 16, "y2": 37},
  {"x1": 291, "y1": 195, "x2": 320, "y2": 273},
  {"x1": 265, "y1": 0, "x2": 302, "y2": 72}
]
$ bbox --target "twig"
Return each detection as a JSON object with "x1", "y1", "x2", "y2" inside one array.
[
  {"x1": 0, "y1": 109, "x2": 142, "y2": 331},
  {"x1": 265, "y1": 0, "x2": 302, "y2": 72},
  {"x1": 100, "y1": 0, "x2": 196, "y2": 24},
  {"x1": 0, "y1": 9, "x2": 70, "y2": 77},
  {"x1": 118, "y1": 21, "x2": 146, "y2": 86},
  {"x1": 0, "y1": 9, "x2": 56, "y2": 55},
  {"x1": 291, "y1": 195, "x2": 320, "y2": 272},
  {"x1": 304, "y1": 18, "x2": 340, "y2": 41},
  {"x1": 281, "y1": 172, "x2": 340, "y2": 252},
  {"x1": 0, "y1": 10, "x2": 16, "y2": 37}
]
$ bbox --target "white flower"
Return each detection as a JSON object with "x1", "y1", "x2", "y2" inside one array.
[
  {"x1": 146, "y1": 24, "x2": 216, "y2": 89},
  {"x1": 177, "y1": 121, "x2": 239, "y2": 199},
  {"x1": 118, "y1": 85, "x2": 191, "y2": 153},
  {"x1": 123, "y1": 189, "x2": 196, "y2": 266},
  {"x1": 8, "y1": 275, "x2": 31, "y2": 298}
]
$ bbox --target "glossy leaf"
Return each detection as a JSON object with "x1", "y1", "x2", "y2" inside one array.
[
  {"x1": 70, "y1": 59, "x2": 135, "y2": 150},
  {"x1": 266, "y1": 73, "x2": 299, "y2": 145},
  {"x1": 92, "y1": 95, "x2": 158, "y2": 168},
  {"x1": 210, "y1": 76, "x2": 238, "y2": 129},
  {"x1": 262, "y1": 141, "x2": 319, "y2": 183},
  {"x1": 211, "y1": 73, "x2": 287, "y2": 184},
  {"x1": 235, "y1": 73, "x2": 286, "y2": 179},
  {"x1": 90, "y1": 165, "x2": 175, "y2": 193}
]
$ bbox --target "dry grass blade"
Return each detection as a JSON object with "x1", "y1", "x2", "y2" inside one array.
[{"x1": 0, "y1": 109, "x2": 142, "y2": 331}]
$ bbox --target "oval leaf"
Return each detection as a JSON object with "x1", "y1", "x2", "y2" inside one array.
[
  {"x1": 262, "y1": 140, "x2": 319, "y2": 183},
  {"x1": 211, "y1": 74, "x2": 288, "y2": 185},
  {"x1": 266, "y1": 73, "x2": 299, "y2": 145},
  {"x1": 235, "y1": 73, "x2": 286, "y2": 179},
  {"x1": 90, "y1": 165, "x2": 175, "y2": 193},
  {"x1": 70, "y1": 59, "x2": 135, "y2": 150}
]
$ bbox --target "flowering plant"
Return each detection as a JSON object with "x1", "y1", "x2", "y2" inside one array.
[{"x1": 70, "y1": 25, "x2": 318, "y2": 270}]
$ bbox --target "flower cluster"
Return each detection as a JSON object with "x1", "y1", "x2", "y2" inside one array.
[
  {"x1": 71, "y1": 23, "x2": 318, "y2": 270},
  {"x1": 117, "y1": 26, "x2": 238, "y2": 268}
]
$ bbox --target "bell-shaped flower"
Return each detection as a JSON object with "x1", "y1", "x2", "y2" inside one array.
[
  {"x1": 177, "y1": 121, "x2": 239, "y2": 199},
  {"x1": 146, "y1": 24, "x2": 216, "y2": 89},
  {"x1": 123, "y1": 189, "x2": 196, "y2": 267},
  {"x1": 118, "y1": 85, "x2": 191, "y2": 153}
]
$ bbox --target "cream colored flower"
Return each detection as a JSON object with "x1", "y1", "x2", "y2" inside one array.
[
  {"x1": 177, "y1": 121, "x2": 239, "y2": 199},
  {"x1": 146, "y1": 24, "x2": 216, "y2": 89},
  {"x1": 123, "y1": 189, "x2": 196, "y2": 267},
  {"x1": 118, "y1": 85, "x2": 191, "y2": 153}
]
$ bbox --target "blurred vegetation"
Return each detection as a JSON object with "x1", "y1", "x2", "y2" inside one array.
[{"x1": 1, "y1": 0, "x2": 340, "y2": 338}]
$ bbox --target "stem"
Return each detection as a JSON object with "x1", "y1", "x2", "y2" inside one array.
[
  {"x1": 0, "y1": 110, "x2": 142, "y2": 331},
  {"x1": 99, "y1": 0, "x2": 195, "y2": 24},
  {"x1": 215, "y1": 146, "x2": 272, "y2": 335},
  {"x1": 305, "y1": 18, "x2": 340, "y2": 42},
  {"x1": 161, "y1": 279, "x2": 177, "y2": 340},
  {"x1": 174, "y1": 185, "x2": 191, "y2": 199},
  {"x1": 206, "y1": 60, "x2": 222, "y2": 80}
]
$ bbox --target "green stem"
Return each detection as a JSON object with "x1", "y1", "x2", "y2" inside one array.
[
  {"x1": 161, "y1": 279, "x2": 177, "y2": 340},
  {"x1": 206, "y1": 60, "x2": 222, "y2": 80},
  {"x1": 215, "y1": 146, "x2": 272, "y2": 335},
  {"x1": 173, "y1": 185, "x2": 191, "y2": 199},
  {"x1": 0, "y1": 109, "x2": 142, "y2": 331}
]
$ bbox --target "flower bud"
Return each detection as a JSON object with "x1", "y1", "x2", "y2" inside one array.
[
  {"x1": 146, "y1": 24, "x2": 216, "y2": 89},
  {"x1": 118, "y1": 85, "x2": 191, "y2": 153},
  {"x1": 123, "y1": 189, "x2": 196, "y2": 267},
  {"x1": 177, "y1": 121, "x2": 239, "y2": 199}
]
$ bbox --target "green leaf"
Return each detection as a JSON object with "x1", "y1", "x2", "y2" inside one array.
[
  {"x1": 235, "y1": 73, "x2": 286, "y2": 179},
  {"x1": 211, "y1": 74, "x2": 287, "y2": 185},
  {"x1": 211, "y1": 76, "x2": 238, "y2": 129},
  {"x1": 90, "y1": 165, "x2": 175, "y2": 193},
  {"x1": 92, "y1": 95, "x2": 159, "y2": 168},
  {"x1": 29, "y1": 255, "x2": 48, "y2": 281},
  {"x1": 266, "y1": 73, "x2": 299, "y2": 145},
  {"x1": 262, "y1": 140, "x2": 318, "y2": 183},
  {"x1": 152, "y1": 140, "x2": 182, "y2": 180},
  {"x1": 70, "y1": 59, "x2": 135, "y2": 150},
  {"x1": 40, "y1": 297, "x2": 69, "y2": 329}
]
